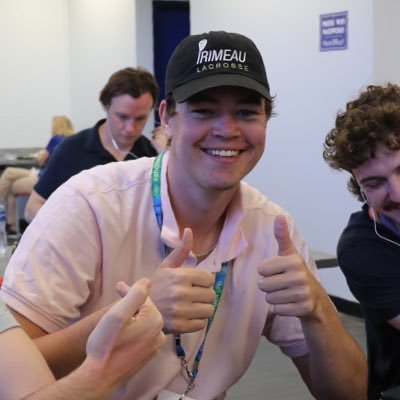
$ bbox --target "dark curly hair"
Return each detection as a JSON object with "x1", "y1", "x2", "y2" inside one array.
[
  {"x1": 99, "y1": 67, "x2": 159, "y2": 108},
  {"x1": 323, "y1": 83, "x2": 400, "y2": 200}
]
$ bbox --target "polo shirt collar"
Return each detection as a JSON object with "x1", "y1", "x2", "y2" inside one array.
[{"x1": 84, "y1": 119, "x2": 111, "y2": 156}]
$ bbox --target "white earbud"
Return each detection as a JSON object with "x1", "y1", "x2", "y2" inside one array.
[
  {"x1": 106, "y1": 122, "x2": 138, "y2": 159},
  {"x1": 361, "y1": 191, "x2": 400, "y2": 247},
  {"x1": 361, "y1": 191, "x2": 370, "y2": 206}
]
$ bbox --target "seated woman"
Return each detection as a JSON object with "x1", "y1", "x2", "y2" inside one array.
[{"x1": 0, "y1": 115, "x2": 74, "y2": 234}]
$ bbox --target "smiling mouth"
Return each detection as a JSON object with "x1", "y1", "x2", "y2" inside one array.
[{"x1": 206, "y1": 149, "x2": 240, "y2": 157}]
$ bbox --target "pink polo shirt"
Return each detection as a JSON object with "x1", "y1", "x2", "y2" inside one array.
[{"x1": 2, "y1": 153, "x2": 318, "y2": 399}]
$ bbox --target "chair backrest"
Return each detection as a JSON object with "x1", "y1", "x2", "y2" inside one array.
[{"x1": 382, "y1": 386, "x2": 400, "y2": 400}]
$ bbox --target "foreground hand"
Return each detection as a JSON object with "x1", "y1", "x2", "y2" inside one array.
[
  {"x1": 151, "y1": 126, "x2": 169, "y2": 153},
  {"x1": 258, "y1": 215, "x2": 322, "y2": 318},
  {"x1": 84, "y1": 278, "x2": 165, "y2": 393},
  {"x1": 150, "y1": 228, "x2": 216, "y2": 334}
]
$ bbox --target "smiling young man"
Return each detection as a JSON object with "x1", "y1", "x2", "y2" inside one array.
[
  {"x1": 324, "y1": 83, "x2": 400, "y2": 399},
  {"x1": 2, "y1": 31, "x2": 366, "y2": 399},
  {"x1": 24, "y1": 67, "x2": 168, "y2": 222}
]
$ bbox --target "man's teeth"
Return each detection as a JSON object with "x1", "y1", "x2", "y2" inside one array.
[{"x1": 208, "y1": 149, "x2": 239, "y2": 157}]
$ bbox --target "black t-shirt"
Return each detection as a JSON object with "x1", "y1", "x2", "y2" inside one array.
[
  {"x1": 338, "y1": 204, "x2": 400, "y2": 399},
  {"x1": 35, "y1": 119, "x2": 157, "y2": 199}
]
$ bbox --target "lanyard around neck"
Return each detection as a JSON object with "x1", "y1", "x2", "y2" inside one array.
[{"x1": 151, "y1": 153, "x2": 229, "y2": 395}]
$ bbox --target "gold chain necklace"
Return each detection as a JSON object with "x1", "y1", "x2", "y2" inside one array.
[{"x1": 192, "y1": 242, "x2": 218, "y2": 259}]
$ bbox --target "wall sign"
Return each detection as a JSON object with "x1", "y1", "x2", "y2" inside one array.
[{"x1": 320, "y1": 11, "x2": 348, "y2": 51}]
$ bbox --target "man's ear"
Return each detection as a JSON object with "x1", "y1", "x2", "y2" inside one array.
[{"x1": 159, "y1": 100, "x2": 172, "y2": 139}]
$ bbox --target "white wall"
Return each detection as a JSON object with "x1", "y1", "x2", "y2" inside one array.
[
  {"x1": 0, "y1": 0, "x2": 70, "y2": 147},
  {"x1": 374, "y1": 0, "x2": 400, "y2": 85},
  {"x1": 0, "y1": 0, "x2": 155, "y2": 144},
  {"x1": 68, "y1": 0, "x2": 138, "y2": 131},
  {"x1": 68, "y1": 0, "x2": 155, "y2": 136}
]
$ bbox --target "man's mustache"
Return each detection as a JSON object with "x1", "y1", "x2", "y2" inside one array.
[{"x1": 382, "y1": 201, "x2": 400, "y2": 212}]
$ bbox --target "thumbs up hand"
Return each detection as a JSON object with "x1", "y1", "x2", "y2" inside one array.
[
  {"x1": 257, "y1": 215, "x2": 322, "y2": 318},
  {"x1": 150, "y1": 228, "x2": 216, "y2": 334}
]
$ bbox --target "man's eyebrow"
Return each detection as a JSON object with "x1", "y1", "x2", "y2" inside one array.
[{"x1": 359, "y1": 175, "x2": 384, "y2": 185}]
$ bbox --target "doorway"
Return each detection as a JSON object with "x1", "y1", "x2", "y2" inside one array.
[{"x1": 152, "y1": 1, "x2": 190, "y2": 122}]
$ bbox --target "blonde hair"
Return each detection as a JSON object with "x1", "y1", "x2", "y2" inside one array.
[{"x1": 51, "y1": 115, "x2": 75, "y2": 137}]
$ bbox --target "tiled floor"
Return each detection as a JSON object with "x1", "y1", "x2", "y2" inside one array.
[{"x1": 228, "y1": 313, "x2": 366, "y2": 399}]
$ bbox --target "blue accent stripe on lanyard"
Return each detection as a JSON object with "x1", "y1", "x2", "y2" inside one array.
[
  {"x1": 151, "y1": 153, "x2": 164, "y2": 228},
  {"x1": 151, "y1": 153, "x2": 228, "y2": 383}
]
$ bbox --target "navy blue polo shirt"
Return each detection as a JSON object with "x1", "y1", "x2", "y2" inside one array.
[
  {"x1": 338, "y1": 204, "x2": 400, "y2": 398},
  {"x1": 34, "y1": 119, "x2": 157, "y2": 199}
]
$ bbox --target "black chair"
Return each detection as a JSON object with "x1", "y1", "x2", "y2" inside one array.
[{"x1": 382, "y1": 386, "x2": 400, "y2": 400}]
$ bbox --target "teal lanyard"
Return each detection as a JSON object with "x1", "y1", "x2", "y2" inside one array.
[{"x1": 151, "y1": 153, "x2": 228, "y2": 395}]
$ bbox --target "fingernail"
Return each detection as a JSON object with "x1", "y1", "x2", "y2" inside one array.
[{"x1": 138, "y1": 277, "x2": 151, "y2": 289}]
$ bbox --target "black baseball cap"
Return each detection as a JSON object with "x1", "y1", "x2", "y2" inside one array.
[{"x1": 165, "y1": 31, "x2": 272, "y2": 103}]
